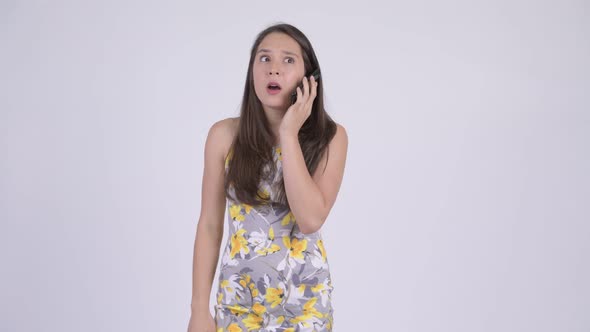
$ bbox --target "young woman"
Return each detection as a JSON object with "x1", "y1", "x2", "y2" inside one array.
[{"x1": 188, "y1": 23, "x2": 348, "y2": 332}]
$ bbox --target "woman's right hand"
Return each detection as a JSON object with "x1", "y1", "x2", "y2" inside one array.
[{"x1": 187, "y1": 310, "x2": 216, "y2": 332}]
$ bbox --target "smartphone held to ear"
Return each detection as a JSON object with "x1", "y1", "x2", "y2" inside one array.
[{"x1": 290, "y1": 68, "x2": 321, "y2": 104}]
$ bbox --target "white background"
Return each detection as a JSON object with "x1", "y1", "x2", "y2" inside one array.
[{"x1": 1, "y1": 1, "x2": 588, "y2": 331}]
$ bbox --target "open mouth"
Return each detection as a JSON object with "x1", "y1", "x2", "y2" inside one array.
[{"x1": 266, "y1": 82, "x2": 282, "y2": 94}]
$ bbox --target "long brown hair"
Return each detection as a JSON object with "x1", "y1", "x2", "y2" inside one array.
[{"x1": 224, "y1": 22, "x2": 337, "y2": 209}]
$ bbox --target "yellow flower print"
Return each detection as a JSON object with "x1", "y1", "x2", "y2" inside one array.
[
  {"x1": 317, "y1": 239, "x2": 327, "y2": 262},
  {"x1": 230, "y1": 228, "x2": 250, "y2": 259},
  {"x1": 230, "y1": 203, "x2": 253, "y2": 222},
  {"x1": 226, "y1": 304, "x2": 249, "y2": 316},
  {"x1": 310, "y1": 238, "x2": 330, "y2": 269},
  {"x1": 326, "y1": 315, "x2": 333, "y2": 330},
  {"x1": 218, "y1": 275, "x2": 245, "y2": 307},
  {"x1": 242, "y1": 312, "x2": 263, "y2": 330},
  {"x1": 282, "y1": 236, "x2": 307, "y2": 260},
  {"x1": 225, "y1": 148, "x2": 233, "y2": 168},
  {"x1": 263, "y1": 314, "x2": 287, "y2": 331},
  {"x1": 256, "y1": 187, "x2": 270, "y2": 202},
  {"x1": 303, "y1": 297, "x2": 324, "y2": 318},
  {"x1": 237, "y1": 274, "x2": 259, "y2": 298},
  {"x1": 264, "y1": 286, "x2": 285, "y2": 308},
  {"x1": 250, "y1": 227, "x2": 282, "y2": 256},
  {"x1": 238, "y1": 273, "x2": 252, "y2": 288},
  {"x1": 289, "y1": 297, "x2": 324, "y2": 325},
  {"x1": 297, "y1": 284, "x2": 306, "y2": 293},
  {"x1": 220, "y1": 279, "x2": 230, "y2": 291},
  {"x1": 252, "y1": 302, "x2": 267, "y2": 316},
  {"x1": 311, "y1": 282, "x2": 324, "y2": 293},
  {"x1": 229, "y1": 204, "x2": 245, "y2": 222},
  {"x1": 281, "y1": 211, "x2": 295, "y2": 226},
  {"x1": 227, "y1": 322, "x2": 243, "y2": 332},
  {"x1": 242, "y1": 203, "x2": 253, "y2": 214},
  {"x1": 217, "y1": 291, "x2": 223, "y2": 304},
  {"x1": 248, "y1": 280, "x2": 259, "y2": 297},
  {"x1": 255, "y1": 244, "x2": 281, "y2": 256},
  {"x1": 242, "y1": 302, "x2": 266, "y2": 330},
  {"x1": 275, "y1": 146, "x2": 282, "y2": 161},
  {"x1": 278, "y1": 236, "x2": 308, "y2": 271}
]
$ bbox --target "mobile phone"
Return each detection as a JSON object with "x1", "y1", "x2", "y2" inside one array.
[{"x1": 290, "y1": 68, "x2": 321, "y2": 104}]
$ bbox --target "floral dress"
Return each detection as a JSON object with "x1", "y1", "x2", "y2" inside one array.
[{"x1": 214, "y1": 145, "x2": 335, "y2": 332}]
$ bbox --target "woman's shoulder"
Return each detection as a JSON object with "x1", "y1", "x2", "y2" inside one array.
[
  {"x1": 327, "y1": 121, "x2": 347, "y2": 149},
  {"x1": 211, "y1": 116, "x2": 238, "y2": 135},
  {"x1": 207, "y1": 117, "x2": 239, "y2": 164}
]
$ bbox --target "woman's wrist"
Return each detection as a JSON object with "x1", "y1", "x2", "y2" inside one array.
[
  {"x1": 279, "y1": 131, "x2": 298, "y2": 144},
  {"x1": 190, "y1": 301, "x2": 210, "y2": 314}
]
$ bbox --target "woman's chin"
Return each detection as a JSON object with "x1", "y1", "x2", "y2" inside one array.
[{"x1": 261, "y1": 99, "x2": 288, "y2": 110}]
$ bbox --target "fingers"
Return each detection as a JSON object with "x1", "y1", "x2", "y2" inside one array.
[
  {"x1": 297, "y1": 77, "x2": 308, "y2": 104},
  {"x1": 299, "y1": 76, "x2": 317, "y2": 103},
  {"x1": 310, "y1": 75, "x2": 317, "y2": 98},
  {"x1": 294, "y1": 75, "x2": 317, "y2": 116},
  {"x1": 302, "y1": 76, "x2": 317, "y2": 111}
]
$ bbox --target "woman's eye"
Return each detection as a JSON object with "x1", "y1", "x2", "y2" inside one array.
[{"x1": 259, "y1": 55, "x2": 294, "y2": 63}]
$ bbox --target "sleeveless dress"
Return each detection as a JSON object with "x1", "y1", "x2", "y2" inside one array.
[{"x1": 214, "y1": 145, "x2": 335, "y2": 332}]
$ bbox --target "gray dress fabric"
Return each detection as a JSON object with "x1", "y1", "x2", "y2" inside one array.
[{"x1": 214, "y1": 145, "x2": 335, "y2": 332}]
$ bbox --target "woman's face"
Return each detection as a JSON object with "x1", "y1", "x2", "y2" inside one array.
[{"x1": 253, "y1": 32, "x2": 305, "y2": 112}]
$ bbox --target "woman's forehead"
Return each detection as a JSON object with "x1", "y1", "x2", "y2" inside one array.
[{"x1": 257, "y1": 33, "x2": 301, "y2": 56}]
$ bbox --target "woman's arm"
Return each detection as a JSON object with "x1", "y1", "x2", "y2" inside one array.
[
  {"x1": 190, "y1": 119, "x2": 231, "y2": 314},
  {"x1": 279, "y1": 123, "x2": 348, "y2": 234}
]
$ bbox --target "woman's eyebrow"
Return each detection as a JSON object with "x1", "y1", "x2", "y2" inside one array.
[{"x1": 256, "y1": 48, "x2": 300, "y2": 58}]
